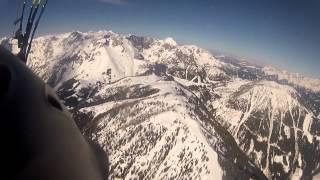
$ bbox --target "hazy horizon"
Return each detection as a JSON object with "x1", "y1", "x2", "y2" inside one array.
[{"x1": 0, "y1": 0, "x2": 319, "y2": 78}]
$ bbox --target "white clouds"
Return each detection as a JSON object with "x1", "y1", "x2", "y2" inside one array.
[{"x1": 98, "y1": 0, "x2": 128, "y2": 5}]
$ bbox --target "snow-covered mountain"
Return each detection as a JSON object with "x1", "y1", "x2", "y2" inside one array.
[
  {"x1": 1, "y1": 31, "x2": 320, "y2": 179},
  {"x1": 213, "y1": 80, "x2": 320, "y2": 179},
  {"x1": 263, "y1": 66, "x2": 320, "y2": 92}
]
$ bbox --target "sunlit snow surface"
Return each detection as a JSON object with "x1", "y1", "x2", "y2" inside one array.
[{"x1": 1, "y1": 31, "x2": 320, "y2": 179}]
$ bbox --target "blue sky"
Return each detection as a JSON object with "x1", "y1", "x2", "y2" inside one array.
[{"x1": 1, "y1": 0, "x2": 320, "y2": 78}]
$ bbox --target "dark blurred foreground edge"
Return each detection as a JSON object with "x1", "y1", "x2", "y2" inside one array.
[{"x1": 0, "y1": 46, "x2": 109, "y2": 180}]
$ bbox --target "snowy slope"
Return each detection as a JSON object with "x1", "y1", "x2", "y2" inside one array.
[
  {"x1": 83, "y1": 75, "x2": 225, "y2": 179},
  {"x1": 1, "y1": 31, "x2": 320, "y2": 179},
  {"x1": 55, "y1": 73, "x2": 267, "y2": 179},
  {"x1": 211, "y1": 80, "x2": 320, "y2": 179}
]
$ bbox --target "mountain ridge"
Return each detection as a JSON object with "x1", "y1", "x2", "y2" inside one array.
[{"x1": 1, "y1": 30, "x2": 320, "y2": 179}]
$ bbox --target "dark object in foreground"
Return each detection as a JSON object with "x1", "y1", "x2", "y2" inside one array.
[{"x1": 0, "y1": 46, "x2": 108, "y2": 180}]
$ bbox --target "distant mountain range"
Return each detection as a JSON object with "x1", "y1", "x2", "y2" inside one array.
[{"x1": 1, "y1": 31, "x2": 320, "y2": 179}]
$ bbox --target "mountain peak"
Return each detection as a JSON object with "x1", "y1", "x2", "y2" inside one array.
[
  {"x1": 1, "y1": 30, "x2": 320, "y2": 179},
  {"x1": 164, "y1": 37, "x2": 177, "y2": 46}
]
